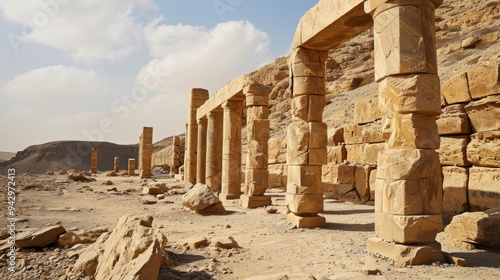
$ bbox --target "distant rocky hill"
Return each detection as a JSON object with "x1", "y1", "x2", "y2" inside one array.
[
  {"x1": 0, "y1": 141, "x2": 138, "y2": 174},
  {"x1": 0, "y1": 152, "x2": 15, "y2": 163}
]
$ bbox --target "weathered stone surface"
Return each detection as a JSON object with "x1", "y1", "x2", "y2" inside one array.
[
  {"x1": 375, "y1": 211, "x2": 442, "y2": 244},
  {"x1": 441, "y1": 73, "x2": 472, "y2": 104},
  {"x1": 344, "y1": 124, "x2": 363, "y2": 144},
  {"x1": 206, "y1": 109, "x2": 223, "y2": 191},
  {"x1": 286, "y1": 193, "x2": 324, "y2": 214},
  {"x1": 464, "y1": 95, "x2": 500, "y2": 132},
  {"x1": 240, "y1": 194, "x2": 272, "y2": 208},
  {"x1": 72, "y1": 215, "x2": 167, "y2": 280},
  {"x1": 338, "y1": 164, "x2": 356, "y2": 184},
  {"x1": 468, "y1": 167, "x2": 500, "y2": 211},
  {"x1": 287, "y1": 120, "x2": 309, "y2": 164},
  {"x1": 436, "y1": 104, "x2": 471, "y2": 135},
  {"x1": 373, "y1": 4, "x2": 437, "y2": 81},
  {"x1": 291, "y1": 94, "x2": 326, "y2": 122},
  {"x1": 346, "y1": 144, "x2": 365, "y2": 164},
  {"x1": 269, "y1": 164, "x2": 285, "y2": 188},
  {"x1": 333, "y1": 183, "x2": 361, "y2": 204},
  {"x1": 244, "y1": 169, "x2": 269, "y2": 196},
  {"x1": 467, "y1": 65, "x2": 500, "y2": 99},
  {"x1": 364, "y1": 143, "x2": 385, "y2": 165},
  {"x1": 442, "y1": 167, "x2": 469, "y2": 223},
  {"x1": 367, "y1": 237, "x2": 444, "y2": 265},
  {"x1": 286, "y1": 213, "x2": 326, "y2": 229},
  {"x1": 141, "y1": 196, "x2": 158, "y2": 205},
  {"x1": 467, "y1": 131, "x2": 500, "y2": 167},
  {"x1": 211, "y1": 236, "x2": 239, "y2": 249},
  {"x1": 91, "y1": 147, "x2": 98, "y2": 174},
  {"x1": 379, "y1": 74, "x2": 441, "y2": 115},
  {"x1": 355, "y1": 97, "x2": 382, "y2": 124},
  {"x1": 142, "y1": 186, "x2": 163, "y2": 195},
  {"x1": 328, "y1": 127, "x2": 345, "y2": 145},
  {"x1": 361, "y1": 123, "x2": 385, "y2": 143},
  {"x1": 369, "y1": 169, "x2": 377, "y2": 201},
  {"x1": 221, "y1": 100, "x2": 243, "y2": 199},
  {"x1": 287, "y1": 165, "x2": 322, "y2": 191},
  {"x1": 196, "y1": 117, "x2": 208, "y2": 184},
  {"x1": 128, "y1": 158, "x2": 135, "y2": 176},
  {"x1": 184, "y1": 237, "x2": 208, "y2": 249},
  {"x1": 377, "y1": 149, "x2": 441, "y2": 180},
  {"x1": 445, "y1": 208, "x2": 500, "y2": 249},
  {"x1": 355, "y1": 165, "x2": 374, "y2": 203},
  {"x1": 16, "y1": 225, "x2": 67, "y2": 248},
  {"x1": 113, "y1": 157, "x2": 120, "y2": 173},
  {"x1": 58, "y1": 227, "x2": 108, "y2": 248},
  {"x1": 182, "y1": 184, "x2": 225, "y2": 214},
  {"x1": 322, "y1": 163, "x2": 341, "y2": 184},
  {"x1": 375, "y1": 176, "x2": 442, "y2": 215},
  {"x1": 437, "y1": 136, "x2": 470, "y2": 166},
  {"x1": 328, "y1": 145, "x2": 347, "y2": 164},
  {"x1": 68, "y1": 172, "x2": 95, "y2": 182},
  {"x1": 387, "y1": 113, "x2": 440, "y2": 149}
]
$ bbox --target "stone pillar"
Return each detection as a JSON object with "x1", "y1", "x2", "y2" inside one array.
[
  {"x1": 206, "y1": 108, "x2": 223, "y2": 191},
  {"x1": 91, "y1": 147, "x2": 98, "y2": 174},
  {"x1": 114, "y1": 157, "x2": 120, "y2": 173},
  {"x1": 185, "y1": 89, "x2": 209, "y2": 184},
  {"x1": 139, "y1": 126, "x2": 153, "y2": 179},
  {"x1": 240, "y1": 85, "x2": 272, "y2": 208},
  {"x1": 220, "y1": 99, "x2": 244, "y2": 200},
  {"x1": 286, "y1": 47, "x2": 328, "y2": 228},
  {"x1": 366, "y1": 0, "x2": 445, "y2": 265},
  {"x1": 128, "y1": 158, "x2": 135, "y2": 176},
  {"x1": 183, "y1": 123, "x2": 188, "y2": 176},
  {"x1": 170, "y1": 136, "x2": 181, "y2": 175},
  {"x1": 196, "y1": 117, "x2": 208, "y2": 184}
]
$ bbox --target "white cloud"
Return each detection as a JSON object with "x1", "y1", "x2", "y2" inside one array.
[
  {"x1": 3, "y1": 65, "x2": 108, "y2": 102},
  {"x1": 47, "y1": 111, "x2": 102, "y2": 126},
  {"x1": 138, "y1": 19, "x2": 273, "y2": 94},
  {"x1": 0, "y1": 0, "x2": 156, "y2": 62},
  {"x1": 2, "y1": 106, "x2": 34, "y2": 120}
]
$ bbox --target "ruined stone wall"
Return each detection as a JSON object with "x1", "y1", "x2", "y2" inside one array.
[{"x1": 320, "y1": 64, "x2": 500, "y2": 222}]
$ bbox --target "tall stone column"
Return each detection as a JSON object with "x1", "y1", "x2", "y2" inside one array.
[
  {"x1": 366, "y1": 0, "x2": 445, "y2": 265},
  {"x1": 185, "y1": 89, "x2": 209, "y2": 184},
  {"x1": 114, "y1": 157, "x2": 120, "y2": 173},
  {"x1": 139, "y1": 126, "x2": 153, "y2": 179},
  {"x1": 240, "y1": 85, "x2": 272, "y2": 208},
  {"x1": 128, "y1": 158, "x2": 135, "y2": 176},
  {"x1": 286, "y1": 47, "x2": 328, "y2": 228},
  {"x1": 91, "y1": 147, "x2": 98, "y2": 174},
  {"x1": 196, "y1": 117, "x2": 208, "y2": 184},
  {"x1": 170, "y1": 136, "x2": 181, "y2": 175},
  {"x1": 206, "y1": 108, "x2": 223, "y2": 191},
  {"x1": 220, "y1": 99, "x2": 243, "y2": 200}
]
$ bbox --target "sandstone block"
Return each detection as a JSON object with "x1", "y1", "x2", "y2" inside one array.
[
  {"x1": 375, "y1": 175, "x2": 442, "y2": 215},
  {"x1": 308, "y1": 147, "x2": 328, "y2": 165},
  {"x1": 361, "y1": 123, "x2": 385, "y2": 143},
  {"x1": 246, "y1": 95, "x2": 268, "y2": 107},
  {"x1": 292, "y1": 76, "x2": 326, "y2": 96},
  {"x1": 367, "y1": 237, "x2": 444, "y2": 265},
  {"x1": 182, "y1": 184, "x2": 226, "y2": 214},
  {"x1": 328, "y1": 127, "x2": 344, "y2": 145},
  {"x1": 468, "y1": 167, "x2": 500, "y2": 211},
  {"x1": 375, "y1": 211, "x2": 442, "y2": 244},
  {"x1": 287, "y1": 213, "x2": 326, "y2": 228},
  {"x1": 211, "y1": 236, "x2": 239, "y2": 249},
  {"x1": 246, "y1": 106, "x2": 269, "y2": 120},
  {"x1": 248, "y1": 120, "x2": 270, "y2": 141},
  {"x1": 464, "y1": 95, "x2": 500, "y2": 132},
  {"x1": 373, "y1": 5, "x2": 437, "y2": 81},
  {"x1": 437, "y1": 136, "x2": 470, "y2": 166},
  {"x1": 355, "y1": 97, "x2": 383, "y2": 124},
  {"x1": 467, "y1": 64, "x2": 500, "y2": 99},
  {"x1": 309, "y1": 122, "x2": 328, "y2": 149},
  {"x1": 291, "y1": 95, "x2": 326, "y2": 122},
  {"x1": 355, "y1": 165, "x2": 374, "y2": 203},
  {"x1": 286, "y1": 193, "x2": 324, "y2": 214},
  {"x1": 364, "y1": 143, "x2": 385, "y2": 165},
  {"x1": 344, "y1": 124, "x2": 363, "y2": 144},
  {"x1": 377, "y1": 149, "x2": 442, "y2": 180},
  {"x1": 379, "y1": 74, "x2": 441, "y2": 115},
  {"x1": 244, "y1": 169, "x2": 268, "y2": 196},
  {"x1": 441, "y1": 73, "x2": 472, "y2": 104},
  {"x1": 16, "y1": 225, "x2": 67, "y2": 248},
  {"x1": 142, "y1": 186, "x2": 163, "y2": 195},
  {"x1": 327, "y1": 145, "x2": 347, "y2": 164},
  {"x1": 387, "y1": 113, "x2": 440, "y2": 150},
  {"x1": 239, "y1": 194, "x2": 272, "y2": 208},
  {"x1": 321, "y1": 163, "x2": 340, "y2": 183},
  {"x1": 268, "y1": 164, "x2": 285, "y2": 188},
  {"x1": 334, "y1": 184, "x2": 361, "y2": 204},
  {"x1": 436, "y1": 104, "x2": 471, "y2": 135},
  {"x1": 338, "y1": 164, "x2": 356, "y2": 184},
  {"x1": 467, "y1": 131, "x2": 500, "y2": 167},
  {"x1": 442, "y1": 167, "x2": 469, "y2": 223},
  {"x1": 369, "y1": 169, "x2": 377, "y2": 201},
  {"x1": 444, "y1": 208, "x2": 500, "y2": 249},
  {"x1": 287, "y1": 121, "x2": 309, "y2": 165},
  {"x1": 246, "y1": 141, "x2": 268, "y2": 169},
  {"x1": 346, "y1": 144, "x2": 365, "y2": 164},
  {"x1": 287, "y1": 165, "x2": 322, "y2": 191}
]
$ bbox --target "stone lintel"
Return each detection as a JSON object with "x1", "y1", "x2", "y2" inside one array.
[{"x1": 293, "y1": 0, "x2": 372, "y2": 50}]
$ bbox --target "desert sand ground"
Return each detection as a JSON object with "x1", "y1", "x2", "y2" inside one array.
[{"x1": 1, "y1": 173, "x2": 499, "y2": 280}]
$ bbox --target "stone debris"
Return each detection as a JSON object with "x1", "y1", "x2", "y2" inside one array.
[
  {"x1": 16, "y1": 224, "x2": 67, "y2": 248},
  {"x1": 142, "y1": 186, "x2": 163, "y2": 195},
  {"x1": 72, "y1": 214, "x2": 167, "y2": 280},
  {"x1": 182, "y1": 184, "x2": 225, "y2": 214},
  {"x1": 184, "y1": 237, "x2": 208, "y2": 249},
  {"x1": 211, "y1": 236, "x2": 239, "y2": 249},
  {"x1": 141, "y1": 196, "x2": 158, "y2": 205},
  {"x1": 67, "y1": 172, "x2": 95, "y2": 182},
  {"x1": 445, "y1": 208, "x2": 500, "y2": 249},
  {"x1": 57, "y1": 227, "x2": 108, "y2": 248}
]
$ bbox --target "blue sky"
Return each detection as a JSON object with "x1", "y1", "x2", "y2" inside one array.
[{"x1": 0, "y1": 0, "x2": 317, "y2": 152}]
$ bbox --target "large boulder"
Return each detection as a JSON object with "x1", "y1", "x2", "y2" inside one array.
[
  {"x1": 72, "y1": 214, "x2": 168, "y2": 280},
  {"x1": 182, "y1": 184, "x2": 225, "y2": 214},
  {"x1": 445, "y1": 208, "x2": 500, "y2": 249},
  {"x1": 57, "y1": 227, "x2": 108, "y2": 248},
  {"x1": 16, "y1": 225, "x2": 66, "y2": 248}
]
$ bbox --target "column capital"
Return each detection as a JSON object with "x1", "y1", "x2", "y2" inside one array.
[
  {"x1": 197, "y1": 116, "x2": 207, "y2": 125},
  {"x1": 222, "y1": 99, "x2": 244, "y2": 110}
]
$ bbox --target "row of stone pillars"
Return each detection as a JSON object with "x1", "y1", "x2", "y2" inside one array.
[
  {"x1": 185, "y1": 86, "x2": 272, "y2": 208},
  {"x1": 90, "y1": 150, "x2": 136, "y2": 176}
]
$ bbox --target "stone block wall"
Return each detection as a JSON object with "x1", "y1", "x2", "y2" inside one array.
[{"x1": 320, "y1": 64, "x2": 500, "y2": 223}]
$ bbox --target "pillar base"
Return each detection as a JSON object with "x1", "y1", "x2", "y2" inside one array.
[
  {"x1": 367, "y1": 237, "x2": 444, "y2": 265},
  {"x1": 219, "y1": 193, "x2": 241, "y2": 200},
  {"x1": 240, "y1": 194, "x2": 272, "y2": 208},
  {"x1": 287, "y1": 213, "x2": 326, "y2": 228}
]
